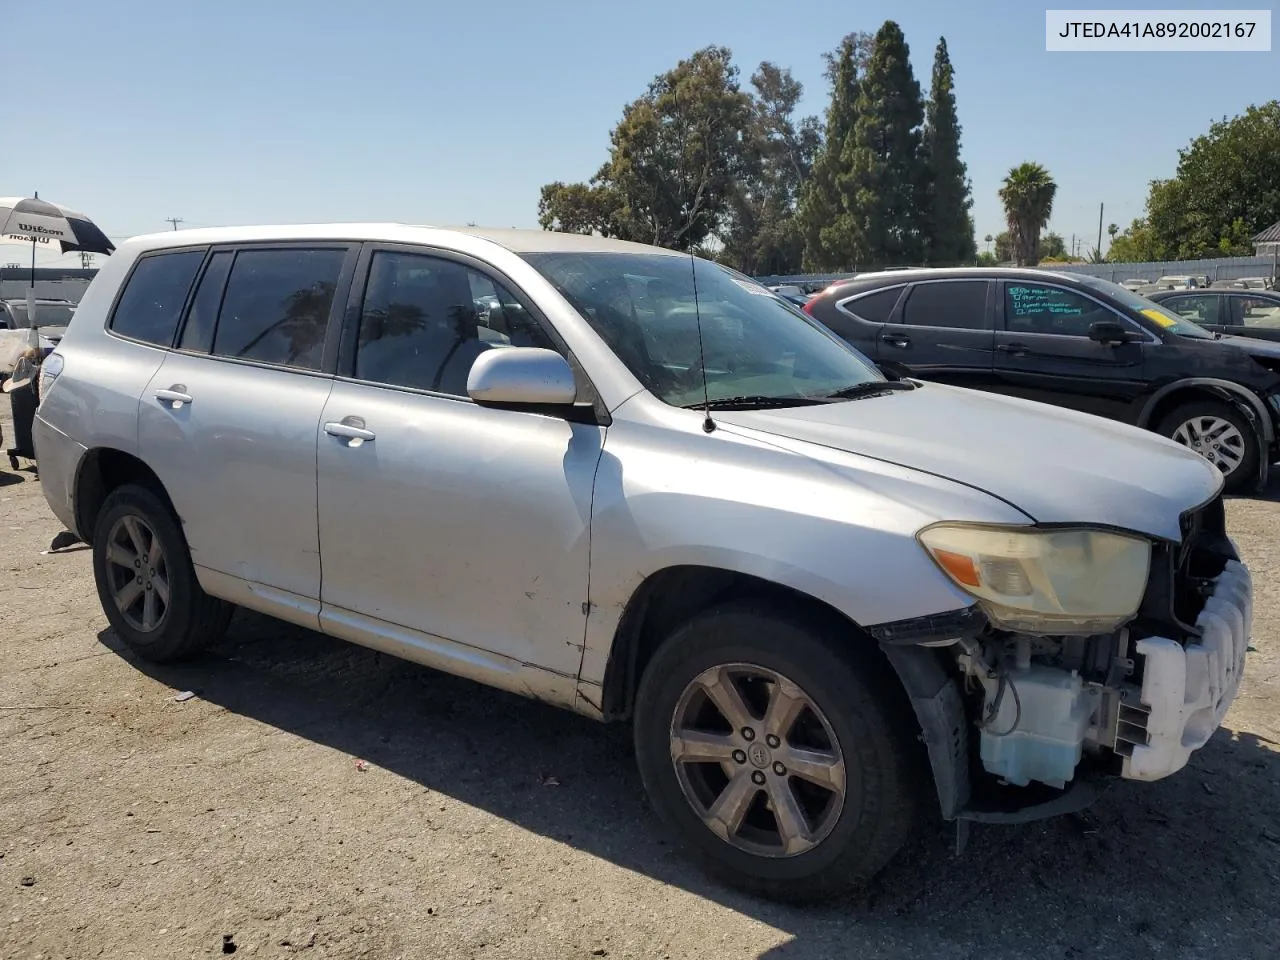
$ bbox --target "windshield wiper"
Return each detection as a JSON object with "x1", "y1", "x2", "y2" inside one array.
[
  {"x1": 681, "y1": 395, "x2": 831, "y2": 411},
  {"x1": 822, "y1": 381, "x2": 918, "y2": 401}
]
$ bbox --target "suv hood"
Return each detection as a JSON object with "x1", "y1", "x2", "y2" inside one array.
[{"x1": 713, "y1": 383, "x2": 1220, "y2": 542}]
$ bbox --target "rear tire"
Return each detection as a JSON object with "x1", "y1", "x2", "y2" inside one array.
[
  {"x1": 633, "y1": 601, "x2": 924, "y2": 903},
  {"x1": 92, "y1": 484, "x2": 233, "y2": 662},
  {"x1": 1157, "y1": 399, "x2": 1258, "y2": 494}
]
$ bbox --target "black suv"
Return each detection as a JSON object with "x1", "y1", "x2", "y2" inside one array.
[{"x1": 804, "y1": 268, "x2": 1280, "y2": 492}]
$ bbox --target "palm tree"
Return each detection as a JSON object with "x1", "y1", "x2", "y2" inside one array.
[
  {"x1": 983, "y1": 234, "x2": 993, "y2": 254},
  {"x1": 998, "y1": 163, "x2": 1057, "y2": 266}
]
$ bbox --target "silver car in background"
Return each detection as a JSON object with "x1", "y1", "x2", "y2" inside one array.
[{"x1": 34, "y1": 225, "x2": 1251, "y2": 901}]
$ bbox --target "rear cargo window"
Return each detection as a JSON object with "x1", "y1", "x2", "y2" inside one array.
[{"x1": 110, "y1": 250, "x2": 206, "y2": 346}]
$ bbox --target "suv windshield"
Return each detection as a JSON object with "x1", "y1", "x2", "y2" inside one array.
[
  {"x1": 1072, "y1": 274, "x2": 1214, "y2": 339},
  {"x1": 521, "y1": 252, "x2": 884, "y2": 406}
]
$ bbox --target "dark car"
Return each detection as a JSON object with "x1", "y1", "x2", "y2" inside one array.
[
  {"x1": 1148, "y1": 288, "x2": 1280, "y2": 342},
  {"x1": 804, "y1": 268, "x2": 1280, "y2": 492}
]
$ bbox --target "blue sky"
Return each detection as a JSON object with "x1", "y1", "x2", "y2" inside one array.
[{"x1": 4, "y1": 0, "x2": 1275, "y2": 268}]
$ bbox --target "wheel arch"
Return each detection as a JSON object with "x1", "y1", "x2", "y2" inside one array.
[
  {"x1": 598, "y1": 564, "x2": 968, "y2": 819},
  {"x1": 73, "y1": 447, "x2": 176, "y2": 544},
  {"x1": 1138, "y1": 378, "x2": 1273, "y2": 445},
  {"x1": 1138, "y1": 379, "x2": 1272, "y2": 490}
]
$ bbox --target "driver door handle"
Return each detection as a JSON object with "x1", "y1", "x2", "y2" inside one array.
[
  {"x1": 325, "y1": 419, "x2": 376, "y2": 444},
  {"x1": 880, "y1": 332, "x2": 911, "y2": 348},
  {"x1": 155, "y1": 386, "x2": 193, "y2": 408}
]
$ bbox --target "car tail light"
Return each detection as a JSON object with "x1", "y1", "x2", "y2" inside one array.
[{"x1": 37, "y1": 351, "x2": 63, "y2": 405}]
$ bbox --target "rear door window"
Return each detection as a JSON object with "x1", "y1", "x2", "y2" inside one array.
[
  {"x1": 900, "y1": 281, "x2": 989, "y2": 329},
  {"x1": 110, "y1": 250, "x2": 206, "y2": 346},
  {"x1": 1237, "y1": 296, "x2": 1280, "y2": 330},
  {"x1": 211, "y1": 248, "x2": 347, "y2": 369},
  {"x1": 1160, "y1": 294, "x2": 1220, "y2": 326}
]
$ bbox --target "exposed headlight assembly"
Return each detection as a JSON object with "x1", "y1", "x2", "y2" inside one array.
[{"x1": 917, "y1": 523, "x2": 1152, "y2": 636}]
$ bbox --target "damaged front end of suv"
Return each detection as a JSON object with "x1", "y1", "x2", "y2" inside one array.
[{"x1": 871, "y1": 494, "x2": 1251, "y2": 829}]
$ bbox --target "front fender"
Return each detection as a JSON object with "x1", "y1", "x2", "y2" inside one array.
[{"x1": 578, "y1": 416, "x2": 1028, "y2": 688}]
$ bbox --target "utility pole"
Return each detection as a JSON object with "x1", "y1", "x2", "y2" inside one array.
[
  {"x1": 165, "y1": 217, "x2": 183, "y2": 231},
  {"x1": 79, "y1": 251, "x2": 95, "y2": 269},
  {"x1": 1070, "y1": 234, "x2": 1076, "y2": 258},
  {"x1": 1096, "y1": 202, "x2": 1104, "y2": 258}
]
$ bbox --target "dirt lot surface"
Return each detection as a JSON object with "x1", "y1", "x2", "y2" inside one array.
[{"x1": 2, "y1": 407, "x2": 1279, "y2": 960}]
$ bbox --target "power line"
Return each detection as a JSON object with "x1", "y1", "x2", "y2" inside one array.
[{"x1": 165, "y1": 217, "x2": 184, "y2": 231}]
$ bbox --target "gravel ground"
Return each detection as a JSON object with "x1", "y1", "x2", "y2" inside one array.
[{"x1": 2, "y1": 406, "x2": 1278, "y2": 960}]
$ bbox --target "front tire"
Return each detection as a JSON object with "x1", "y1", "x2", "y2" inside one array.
[
  {"x1": 92, "y1": 484, "x2": 233, "y2": 662},
  {"x1": 633, "y1": 601, "x2": 923, "y2": 902},
  {"x1": 1157, "y1": 399, "x2": 1259, "y2": 494}
]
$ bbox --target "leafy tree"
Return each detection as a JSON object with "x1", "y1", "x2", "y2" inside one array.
[
  {"x1": 1107, "y1": 101, "x2": 1280, "y2": 262},
  {"x1": 1147, "y1": 101, "x2": 1280, "y2": 258},
  {"x1": 537, "y1": 47, "x2": 754, "y2": 250},
  {"x1": 1106, "y1": 217, "x2": 1163, "y2": 262},
  {"x1": 994, "y1": 230, "x2": 1013, "y2": 262},
  {"x1": 537, "y1": 181, "x2": 621, "y2": 236},
  {"x1": 841, "y1": 21, "x2": 927, "y2": 266},
  {"x1": 920, "y1": 38, "x2": 975, "y2": 264},
  {"x1": 797, "y1": 33, "x2": 872, "y2": 270},
  {"x1": 998, "y1": 162, "x2": 1057, "y2": 265},
  {"x1": 720, "y1": 63, "x2": 821, "y2": 275},
  {"x1": 975, "y1": 250, "x2": 998, "y2": 266},
  {"x1": 1039, "y1": 232, "x2": 1066, "y2": 260}
]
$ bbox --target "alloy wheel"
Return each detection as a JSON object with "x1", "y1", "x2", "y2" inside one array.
[
  {"x1": 669, "y1": 663, "x2": 846, "y2": 858},
  {"x1": 1172, "y1": 416, "x2": 1246, "y2": 475},
  {"x1": 104, "y1": 515, "x2": 170, "y2": 633}
]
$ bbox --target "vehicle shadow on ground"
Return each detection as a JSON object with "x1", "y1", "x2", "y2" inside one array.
[{"x1": 99, "y1": 615, "x2": 1280, "y2": 959}]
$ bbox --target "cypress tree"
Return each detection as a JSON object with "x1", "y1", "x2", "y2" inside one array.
[
  {"x1": 840, "y1": 21, "x2": 926, "y2": 266},
  {"x1": 797, "y1": 34, "x2": 866, "y2": 270},
  {"x1": 921, "y1": 38, "x2": 976, "y2": 264}
]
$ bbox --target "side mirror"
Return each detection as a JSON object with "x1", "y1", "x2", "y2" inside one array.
[
  {"x1": 467, "y1": 347, "x2": 577, "y2": 406},
  {"x1": 1088, "y1": 320, "x2": 1144, "y2": 345}
]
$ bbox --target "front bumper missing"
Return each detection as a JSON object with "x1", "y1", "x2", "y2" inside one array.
[{"x1": 1120, "y1": 559, "x2": 1252, "y2": 781}]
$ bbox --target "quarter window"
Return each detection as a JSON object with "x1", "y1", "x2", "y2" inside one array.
[
  {"x1": 354, "y1": 251, "x2": 558, "y2": 396},
  {"x1": 1004, "y1": 283, "x2": 1111, "y2": 337},
  {"x1": 900, "y1": 281, "x2": 989, "y2": 330},
  {"x1": 841, "y1": 287, "x2": 904, "y2": 323},
  {"x1": 110, "y1": 250, "x2": 205, "y2": 346},
  {"x1": 211, "y1": 249, "x2": 346, "y2": 369}
]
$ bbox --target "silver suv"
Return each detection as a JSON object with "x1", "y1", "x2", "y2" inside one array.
[{"x1": 34, "y1": 225, "x2": 1252, "y2": 901}]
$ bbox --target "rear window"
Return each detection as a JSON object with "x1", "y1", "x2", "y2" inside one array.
[
  {"x1": 210, "y1": 248, "x2": 346, "y2": 369},
  {"x1": 110, "y1": 250, "x2": 206, "y2": 346}
]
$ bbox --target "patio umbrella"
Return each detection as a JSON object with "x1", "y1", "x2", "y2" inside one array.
[
  {"x1": 1, "y1": 193, "x2": 116, "y2": 285},
  {"x1": 1, "y1": 193, "x2": 114, "y2": 328}
]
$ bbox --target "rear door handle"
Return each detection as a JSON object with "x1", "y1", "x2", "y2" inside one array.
[
  {"x1": 155, "y1": 386, "x2": 193, "y2": 408},
  {"x1": 996, "y1": 343, "x2": 1028, "y2": 356},
  {"x1": 325, "y1": 419, "x2": 376, "y2": 445},
  {"x1": 880, "y1": 332, "x2": 911, "y2": 348}
]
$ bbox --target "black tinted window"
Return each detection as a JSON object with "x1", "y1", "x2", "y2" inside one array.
[
  {"x1": 901, "y1": 281, "x2": 988, "y2": 329},
  {"x1": 842, "y1": 287, "x2": 903, "y2": 323},
  {"x1": 110, "y1": 250, "x2": 205, "y2": 345},
  {"x1": 212, "y1": 249, "x2": 345, "y2": 369},
  {"x1": 1005, "y1": 283, "x2": 1111, "y2": 337},
  {"x1": 355, "y1": 252, "x2": 558, "y2": 396},
  {"x1": 179, "y1": 251, "x2": 233, "y2": 353}
]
